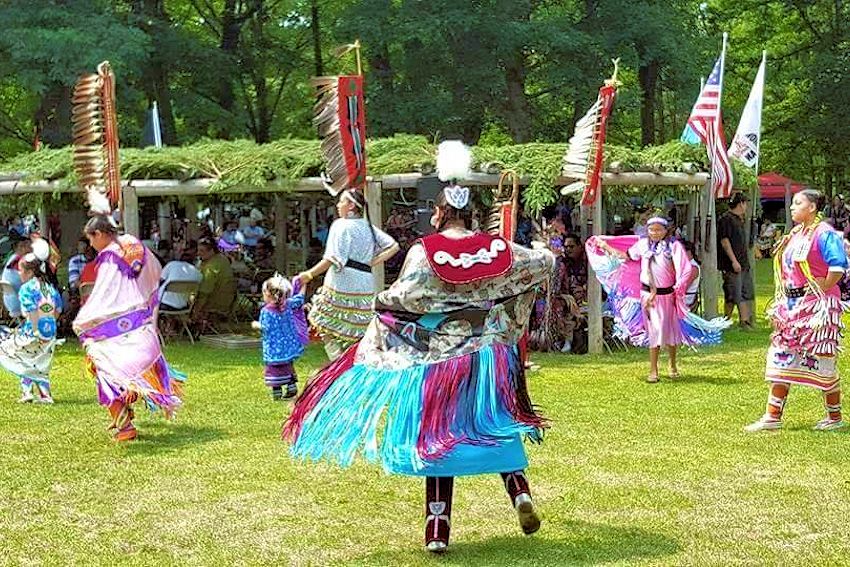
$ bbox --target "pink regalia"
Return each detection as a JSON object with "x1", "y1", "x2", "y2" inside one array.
[
  {"x1": 766, "y1": 221, "x2": 849, "y2": 390},
  {"x1": 585, "y1": 235, "x2": 730, "y2": 347}
]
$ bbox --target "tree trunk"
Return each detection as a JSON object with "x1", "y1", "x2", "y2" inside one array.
[
  {"x1": 311, "y1": 0, "x2": 323, "y2": 76},
  {"x1": 35, "y1": 84, "x2": 72, "y2": 147},
  {"x1": 638, "y1": 58, "x2": 659, "y2": 146},
  {"x1": 502, "y1": 52, "x2": 533, "y2": 143},
  {"x1": 216, "y1": 0, "x2": 241, "y2": 138}
]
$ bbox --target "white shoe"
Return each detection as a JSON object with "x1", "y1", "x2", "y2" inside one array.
[
  {"x1": 17, "y1": 393, "x2": 34, "y2": 404},
  {"x1": 560, "y1": 341, "x2": 572, "y2": 353},
  {"x1": 744, "y1": 416, "x2": 782, "y2": 432},
  {"x1": 515, "y1": 493, "x2": 541, "y2": 535},
  {"x1": 34, "y1": 396, "x2": 54, "y2": 405},
  {"x1": 813, "y1": 418, "x2": 847, "y2": 431},
  {"x1": 425, "y1": 541, "x2": 447, "y2": 554}
]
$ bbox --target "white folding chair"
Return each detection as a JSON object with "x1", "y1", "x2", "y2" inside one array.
[{"x1": 159, "y1": 280, "x2": 201, "y2": 344}]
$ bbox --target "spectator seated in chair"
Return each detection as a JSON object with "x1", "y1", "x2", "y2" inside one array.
[{"x1": 192, "y1": 237, "x2": 236, "y2": 331}]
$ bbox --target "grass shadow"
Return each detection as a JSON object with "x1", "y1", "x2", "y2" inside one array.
[
  {"x1": 124, "y1": 423, "x2": 225, "y2": 455},
  {"x1": 668, "y1": 374, "x2": 744, "y2": 386},
  {"x1": 358, "y1": 521, "x2": 680, "y2": 566}
]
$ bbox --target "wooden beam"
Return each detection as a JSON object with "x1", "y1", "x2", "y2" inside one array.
[
  {"x1": 122, "y1": 184, "x2": 140, "y2": 237},
  {"x1": 587, "y1": 197, "x2": 604, "y2": 354},
  {"x1": 366, "y1": 180, "x2": 385, "y2": 290}
]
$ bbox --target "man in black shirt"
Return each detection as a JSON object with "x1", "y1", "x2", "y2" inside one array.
[{"x1": 717, "y1": 192, "x2": 753, "y2": 327}]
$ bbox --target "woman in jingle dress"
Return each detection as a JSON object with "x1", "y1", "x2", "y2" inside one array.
[
  {"x1": 746, "y1": 189, "x2": 849, "y2": 432},
  {"x1": 298, "y1": 188, "x2": 399, "y2": 361}
]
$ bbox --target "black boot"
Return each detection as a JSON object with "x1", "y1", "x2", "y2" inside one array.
[{"x1": 425, "y1": 476, "x2": 453, "y2": 553}]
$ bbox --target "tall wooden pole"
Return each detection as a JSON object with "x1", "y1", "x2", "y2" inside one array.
[
  {"x1": 587, "y1": 196, "x2": 604, "y2": 354},
  {"x1": 122, "y1": 185, "x2": 139, "y2": 237},
  {"x1": 274, "y1": 195, "x2": 288, "y2": 273},
  {"x1": 702, "y1": 183, "x2": 719, "y2": 318},
  {"x1": 366, "y1": 179, "x2": 384, "y2": 291}
]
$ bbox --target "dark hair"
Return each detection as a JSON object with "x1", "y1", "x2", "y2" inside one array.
[
  {"x1": 185, "y1": 239, "x2": 198, "y2": 250},
  {"x1": 157, "y1": 239, "x2": 171, "y2": 252},
  {"x1": 84, "y1": 214, "x2": 118, "y2": 236},
  {"x1": 78, "y1": 236, "x2": 90, "y2": 245},
  {"x1": 198, "y1": 237, "x2": 218, "y2": 253},
  {"x1": 19, "y1": 254, "x2": 60, "y2": 290},
  {"x1": 728, "y1": 192, "x2": 750, "y2": 208},
  {"x1": 681, "y1": 239, "x2": 698, "y2": 259},
  {"x1": 435, "y1": 187, "x2": 474, "y2": 230},
  {"x1": 257, "y1": 237, "x2": 273, "y2": 250},
  {"x1": 799, "y1": 189, "x2": 826, "y2": 212},
  {"x1": 564, "y1": 233, "x2": 582, "y2": 247}
]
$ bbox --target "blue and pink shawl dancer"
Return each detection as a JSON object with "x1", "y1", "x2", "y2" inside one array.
[
  {"x1": 284, "y1": 207, "x2": 554, "y2": 552},
  {"x1": 586, "y1": 221, "x2": 730, "y2": 382}
]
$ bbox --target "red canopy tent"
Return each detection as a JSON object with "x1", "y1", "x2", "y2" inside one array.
[{"x1": 759, "y1": 172, "x2": 808, "y2": 200}]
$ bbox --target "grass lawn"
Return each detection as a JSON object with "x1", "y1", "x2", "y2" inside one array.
[{"x1": 2, "y1": 258, "x2": 850, "y2": 566}]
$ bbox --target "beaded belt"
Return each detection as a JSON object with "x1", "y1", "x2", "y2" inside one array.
[
  {"x1": 345, "y1": 259, "x2": 372, "y2": 273},
  {"x1": 784, "y1": 286, "x2": 808, "y2": 298},
  {"x1": 78, "y1": 305, "x2": 153, "y2": 342},
  {"x1": 641, "y1": 284, "x2": 674, "y2": 295}
]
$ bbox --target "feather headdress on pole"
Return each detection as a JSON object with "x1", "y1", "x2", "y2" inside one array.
[
  {"x1": 561, "y1": 59, "x2": 621, "y2": 206},
  {"x1": 313, "y1": 41, "x2": 368, "y2": 196},
  {"x1": 72, "y1": 61, "x2": 121, "y2": 219}
]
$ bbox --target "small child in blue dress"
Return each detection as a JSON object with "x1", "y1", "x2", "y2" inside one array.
[{"x1": 252, "y1": 273, "x2": 306, "y2": 400}]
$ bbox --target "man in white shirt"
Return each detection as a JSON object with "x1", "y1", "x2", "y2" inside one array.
[{"x1": 158, "y1": 252, "x2": 203, "y2": 311}]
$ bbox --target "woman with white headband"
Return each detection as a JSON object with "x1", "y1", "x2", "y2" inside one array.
[
  {"x1": 285, "y1": 141, "x2": 554, "y2": 553},
  {"x1": 298, "y1": 188, "x2": 399, "y2": 360},
  {"x1": 0, "y1": 237, "x2": 63, "y2": 403}
]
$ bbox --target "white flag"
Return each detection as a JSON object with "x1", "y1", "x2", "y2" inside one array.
[{"x1": 728, "y1": 53, "x2": 766, "y2": 168}]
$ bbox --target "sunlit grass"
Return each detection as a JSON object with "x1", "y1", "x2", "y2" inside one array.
[{"x1": 1, "y1": 259, "x2": 849, "y2": 565}]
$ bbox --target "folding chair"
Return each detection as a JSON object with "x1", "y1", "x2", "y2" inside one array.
[{"x1": 158, "y1": 280, "x2": 201, "y2": 344}]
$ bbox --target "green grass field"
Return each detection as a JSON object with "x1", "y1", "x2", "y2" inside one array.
[{"x1": 2, "y1": 259, "x2": 850, "y2": 566}]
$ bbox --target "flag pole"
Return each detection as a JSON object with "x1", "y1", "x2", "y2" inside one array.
[{"x1": 717, "y1": 33, "x2": 728, "y2": 121}]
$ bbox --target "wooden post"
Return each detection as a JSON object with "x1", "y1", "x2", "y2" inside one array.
[
  {"x1": 185, "y1": 197, "x2": 199, "y2": 241},
  {"x1": 587, "y1": 196, "x2": 604, "y2": 354},
  {"x1": 784, "y1": 181, "x2": 792, "y2": 228},
  {"x1": 122, "y1": 184, "x2": 140, "y2": 237},
  {"x1": 37, "y1": 206, "x2": 48, "y2": 238},
  {"x1": 274, "y1": 195, "x2": 288, "y2": 272},
  {"x1": 300, "y1": 197, "x2": 309, "y2": 271},
  {"x1": 686, "y1": 190, "x2": 698, "y2": 243},
  {"x1": 701, "y1": 184, "x2": 719, "y2": 319},
  {"x1": 158, "y1": 201, "x2": 172, "y2": 242},
  {"x1": 366, "y1": 180, "x2": 385, "y2": 291}
]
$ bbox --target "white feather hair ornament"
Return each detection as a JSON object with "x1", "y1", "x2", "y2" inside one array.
[
  {"x1": 436, "y1": 140, "x2": 472, "y2": 182},
  {"x1": 86, "y1": 186, "x2": 112, "y2": 215},
  {"x1": 31, "y1": 238, "x2": 51, "y2": 262}
]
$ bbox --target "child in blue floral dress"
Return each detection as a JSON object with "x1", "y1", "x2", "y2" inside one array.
[
  {"x1": 0, "y1": 242, "x2": 63, "y2": 403},
  {"x1": 253, "y1": 274, "x2": 307, "y2": 400}
]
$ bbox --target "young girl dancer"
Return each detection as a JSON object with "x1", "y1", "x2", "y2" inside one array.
[
  {"x1": 746, "y1": 190, "x2": 849, "y2": 432},
  {"x1": 284, "y1": 141, "x2": 554, "y2": 553},
  {"x1": 253, "y1": 274, "x2": 307, "y2": 400},
  {"x1": 0, "y1": 238, "x2": 63, "y2": 403},
  {"x1": 587, "y1": 216, "x2": 730, "y2": 382}
]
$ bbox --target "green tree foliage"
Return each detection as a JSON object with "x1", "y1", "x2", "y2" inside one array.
[{"x1": 0, "y1": 0, "x2": 846, "y2": 192}]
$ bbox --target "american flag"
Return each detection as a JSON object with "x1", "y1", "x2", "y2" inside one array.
[{"x1": 685, "y1": 57, "x2": 734, "y2": 198}]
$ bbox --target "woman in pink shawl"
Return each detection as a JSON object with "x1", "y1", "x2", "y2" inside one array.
[
  {"x1": 586, "y1": 216, "x2": 730, "y2": 382},
  {"x1": 73, "y1": 214, "x2": 185, "y2": 442}
]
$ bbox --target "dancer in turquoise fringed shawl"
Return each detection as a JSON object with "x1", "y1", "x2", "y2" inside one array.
[{"x1": 284, "y1": 141, "x2": 555, "y2": 554}]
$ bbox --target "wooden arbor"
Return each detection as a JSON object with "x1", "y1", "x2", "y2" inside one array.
[{"x1": 0, "y1": 169, "x2": 721, "y2": 352}]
